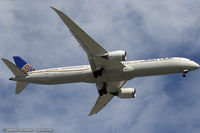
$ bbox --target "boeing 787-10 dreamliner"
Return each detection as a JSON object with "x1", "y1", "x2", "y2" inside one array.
[{"x1": 2, "y1": 7, "x2": 199, "y2": 116}]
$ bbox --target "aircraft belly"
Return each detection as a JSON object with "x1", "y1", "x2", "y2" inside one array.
[
  {"x1": 101, "y1": 69, "x2": 132, "y2": 82},
  {"x1": 17, "y1": 69, "x2": 131, "y2": 84},
  {"x1": 23, "y1": 71, "x2": 95, "y2": 84}
]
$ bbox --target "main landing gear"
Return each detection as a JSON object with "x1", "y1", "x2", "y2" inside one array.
[
  {"x1": 182, "y1": 69, "x2": 188, "y2": 77},
  {"x1": 94, "y1": 67, "x2": 107, "y2": 96},
  {"x1": 93, "y1": 67, "x2": 104, "y2": 78},
  {"x1": 98, "y1": 82, "x2": 107, "y2": 96}
]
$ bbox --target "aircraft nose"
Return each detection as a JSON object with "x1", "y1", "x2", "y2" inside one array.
[{"x1": 190, "y1": 61, "x2": 200, "y2": 70}]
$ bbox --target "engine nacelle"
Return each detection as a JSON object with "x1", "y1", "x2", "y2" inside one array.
[
  {"x1": 103, "y1": 50, "x2": 127, "y2": 61},
  {"x1": 117, "y1": 88, "x2": 136, "y2": 98}
]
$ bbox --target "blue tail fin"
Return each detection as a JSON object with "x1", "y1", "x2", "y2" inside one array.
[{"x1": 13, "y1": 56, "x2": 36, "y2": 72}]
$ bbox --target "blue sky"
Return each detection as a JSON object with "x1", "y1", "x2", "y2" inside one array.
[{"x1": 0, "y1": 0, "x2": 200, "y2": 132}]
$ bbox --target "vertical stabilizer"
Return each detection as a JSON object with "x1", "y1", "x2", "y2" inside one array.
[{"x1": 13, "y1": 56, "x2": 36, "y2": 72}]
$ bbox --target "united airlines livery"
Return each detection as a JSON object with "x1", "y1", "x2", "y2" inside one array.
[{"x1": 2, "y1": 7, "x2": 199, "y2": 116}]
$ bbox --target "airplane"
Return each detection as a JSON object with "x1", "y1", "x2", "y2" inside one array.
[{"x1": 1, "y1": 7, "x2": 199, "y2": 116}]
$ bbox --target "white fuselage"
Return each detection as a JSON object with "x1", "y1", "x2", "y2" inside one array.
[{"x1": 12, "y1": 57, "x2": 199, "y2": 85}]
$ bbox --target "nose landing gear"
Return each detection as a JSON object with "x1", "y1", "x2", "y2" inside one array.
[{"x1": 182, "y1": 69, "x2": 188, "y2": 77}]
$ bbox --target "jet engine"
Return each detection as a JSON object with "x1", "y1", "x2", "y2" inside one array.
[
  {"x1": 117, "y1": 88, "x2": 136, "y2": 98},
  {"x1": 103, "y1": 50, "x2": 127, "y2": 61}
]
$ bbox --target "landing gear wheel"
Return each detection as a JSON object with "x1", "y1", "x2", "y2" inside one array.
[
  {"x1": 102, "y1": 87, "x2": 107, "y2": 94},
  {"x1": 93, "y1": 71, "x2": 98, "y2": 78},
  {"x1": 98, "y1": 90, "x2": 103, "y2": 96},
  {"x1": 98, "y1": 82, "x2": 107, "y2": 96},
  {"x1": 182, "y1": 69, "x2": 188, "y2": 78},
  {"x1": 93, "y1": 67, "x2": 104, "y2": 78},
  {"x1": 102, "y1": 82, "x2": 107, "y2": 94},
  {"x1": 98, "y1": 67, "x2": 104, "y2": 76}
]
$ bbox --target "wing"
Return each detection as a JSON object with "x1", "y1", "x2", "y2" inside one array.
[
  {"x1": 51, "y1": 7, "x2": 127, "y2": 116},
  {"x1": 89, "y1": 80, "x2": 127, "y2": 116},
  {"x1": 51, "y1": 7, "x2": 125, "y2": 72}
]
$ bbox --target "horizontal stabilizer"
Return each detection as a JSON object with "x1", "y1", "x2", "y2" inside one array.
[
  {"x1": 16, "y1": 81, "x2": 28, "y2": 94},
  {"x1": 1, "y1": 58, "x2": 27, "y2": 76}
]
